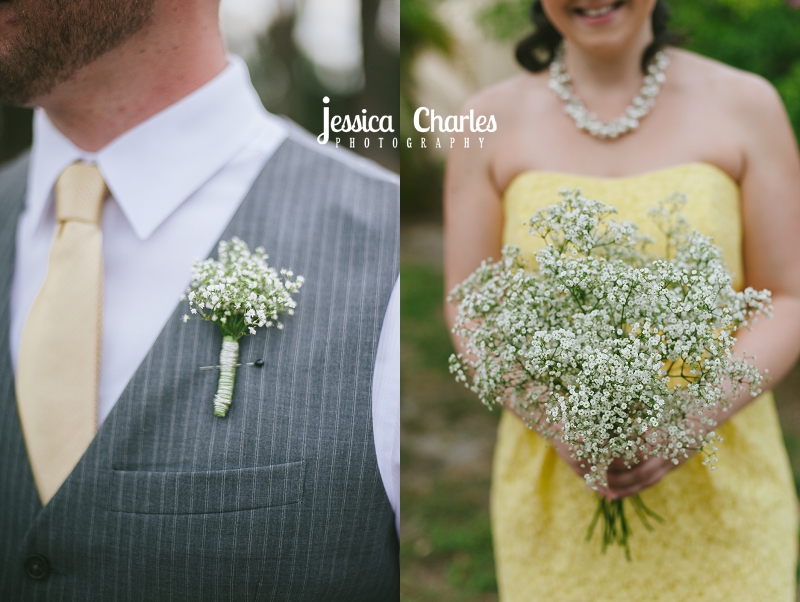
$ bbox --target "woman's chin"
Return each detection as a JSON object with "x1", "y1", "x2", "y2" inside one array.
[
  {"x1": 568, "y1": 32, "x2": 642, "y2": 61},
  {"x1": 550, "y1": 0, "x2": 656, "y2": 59}
]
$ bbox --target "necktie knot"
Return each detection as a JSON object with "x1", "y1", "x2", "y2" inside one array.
[{"x1": 55, "y1": 162, "x2": 108, "y2": 226}]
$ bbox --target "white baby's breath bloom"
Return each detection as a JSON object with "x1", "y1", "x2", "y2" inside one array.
[
  {"x1": 449, "y1": 189, "x2": 770, "y2": 489},
  {"x1": 184, "y1": 237, "x2": 304, "y2": 418},
  {"x1": 184, "y1": 237, "x2": 304, "y2": 340}
]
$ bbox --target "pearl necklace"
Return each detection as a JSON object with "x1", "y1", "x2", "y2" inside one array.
[{"x1": 548, "y1": 44, "x2": 670, "y2": 140}]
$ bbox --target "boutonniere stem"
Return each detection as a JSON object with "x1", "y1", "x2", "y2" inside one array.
[
  {"x1": 215, "y1": 336, "x2": 240, "y2": 416},
  {"x1": 183, "y1": 237, "x2": 304, "y2": 417}
]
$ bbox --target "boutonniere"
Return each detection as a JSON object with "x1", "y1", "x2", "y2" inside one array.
[{"x1": 182, "y1": 237, "x2": 304, "y2": 417}]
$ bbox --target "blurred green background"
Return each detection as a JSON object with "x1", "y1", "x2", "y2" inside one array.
[{"x1": 401, "y1": 0, "x2": 800, "y2": 600}]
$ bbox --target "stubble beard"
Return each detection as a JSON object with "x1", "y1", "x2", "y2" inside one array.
[{"x1": 0, "y1": 0, "x2": 156, "y2": 106}]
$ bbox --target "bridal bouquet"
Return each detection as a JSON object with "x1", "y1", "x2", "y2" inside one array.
[{"x1": 448, "y1": 189, "x2": 771, "y2": 558}]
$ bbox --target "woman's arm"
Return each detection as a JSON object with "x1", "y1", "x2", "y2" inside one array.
[
  {"x1": 442, "y1": 92, "x2": 604, "y2": 489},
  {"x1": 606, "y1": 74, "x2": 800, "y2": 499},
  {"x1": 443, "y1": 98, "x2": 504, "y2": 339},
  {"x1": 733, "y1": 75, "x2": 800, "y2": 398}
]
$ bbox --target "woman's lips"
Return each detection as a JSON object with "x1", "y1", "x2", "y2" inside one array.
[{"x1": 572, "y1": 1, "x2": 625, "y2": 24}]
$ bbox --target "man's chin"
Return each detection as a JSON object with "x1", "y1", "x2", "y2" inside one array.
[
  {"x1": 0, "y1": 41, "x2": 75, "y2": 105},
  {"x1": 0, "y1": 65, "x2": 44, "y2": 107}
]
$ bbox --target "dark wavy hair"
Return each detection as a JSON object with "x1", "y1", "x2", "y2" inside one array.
[{"x1": 515, "y1": 0, "x2": 683, "y2": 74}]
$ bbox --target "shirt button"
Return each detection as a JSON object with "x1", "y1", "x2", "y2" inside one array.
[{"x1": 24, "y1": 555, "x2": 50, "y2": 580}]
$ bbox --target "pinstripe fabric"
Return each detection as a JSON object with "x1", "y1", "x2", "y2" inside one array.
[
  {"x1": 0, "y1": 153, "x2": 42, "y2": 597},
  {"x1": 0, "y1": 135, "x2": 399, "y2": 601}
]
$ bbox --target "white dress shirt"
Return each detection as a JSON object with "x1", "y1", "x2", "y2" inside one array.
[{"x1": 9, "y1": 56, "x2": 400, "y2": 532}]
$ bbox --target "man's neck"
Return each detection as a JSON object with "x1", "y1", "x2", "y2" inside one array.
[{"x1": 35, "y1": 2, "x2": 227, "y2": 153}]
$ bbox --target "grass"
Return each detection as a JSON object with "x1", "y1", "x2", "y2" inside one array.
[{"x1": 400, "y1": 260, "x2": 499, "y2": 602}]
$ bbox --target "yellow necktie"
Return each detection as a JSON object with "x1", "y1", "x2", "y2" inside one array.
[{"x1": 17, "y1": 162, "x2": 108, "y2": 505}]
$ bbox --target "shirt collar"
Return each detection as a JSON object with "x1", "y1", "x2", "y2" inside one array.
[{"x1": 27, "y1": 55, "x2": 287, "y2": 240}]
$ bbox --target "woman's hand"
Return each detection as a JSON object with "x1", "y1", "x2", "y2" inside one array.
[
  {"x1": 603, "y1": 413, "x2": 706, "y2": 498},
  {"x1": 548, "y1": 413, "x2": 703, "y2": 499},
  {"x1": 547, "y1": 435, "x2": 620, "y2": 499},
  {"x1": 604, "y1": 454, "x2": 691, "y2": 499},
  {"x1": 604, "y1": 411, "x2": 710, "y2": 498},
  {"x1": 548, "y1": 437, "x2": 691, "y2": 499}
]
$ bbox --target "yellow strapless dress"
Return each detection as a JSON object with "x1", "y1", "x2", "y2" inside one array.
[{"x1": 492, "y1": 163, "x2": 798, "y2": 602}]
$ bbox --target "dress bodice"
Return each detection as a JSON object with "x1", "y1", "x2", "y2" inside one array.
[{"x1": 502, "y1": 162, "x2": 744, "y2": 290}]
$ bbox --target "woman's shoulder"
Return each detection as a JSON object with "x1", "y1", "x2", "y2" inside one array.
[
  {"x1": 669, "y1": 48, "x2": 794, "y2": 187},
  {"x1": 670, "y1": 48, "x2": 783, "y2": 114},
  {"x1": 459, "y1": 71, "x2": 551, "y2": 123}
]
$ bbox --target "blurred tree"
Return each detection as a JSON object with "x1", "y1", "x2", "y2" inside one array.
[
  {"x1": 478, "y1": 0, "x2": 531, "y2": 42},
  {"x1": 400, "y1": 0, "x2": 452, "y2": 92},
  {"x1": 717, "y1": 0, "x2": 782, "y2": 13},
  {"x1": 1, "y1": 1, "x2": 401, "y2": 172},
  {"x1": 400, "y1": 0, "x2": 452, "y2": 219},
  {"x1": 249, "y1": 0, "x2": 400, "y2": 171},
  {"x1": 778, "y1": 64, "x2": 800, "y2": 134},
  {"x1": 361, "y1": 0, "x2": 401, "y2": 170}
]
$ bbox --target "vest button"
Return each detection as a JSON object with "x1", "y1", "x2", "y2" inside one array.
[{"x1": 24, "y1": 555, "x2": 50, "y2": 580}]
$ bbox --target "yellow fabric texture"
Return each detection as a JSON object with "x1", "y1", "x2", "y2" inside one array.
[
  {"x1": 17, "y1": 162, "x2": 107, "y2": 505},
  {"x1": 492, "y1": 163, "x2": 798, "y2": 601}
]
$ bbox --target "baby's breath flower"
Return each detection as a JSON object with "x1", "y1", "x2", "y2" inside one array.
[
  {"x1": 184, "y1": 237, "x2": 304, "y2": 417},
  {"x1": 184, "y1": 237, "x2": 303, "y2": 340},
  {"x1": 450, "y1": 190, "x2": 770, "y2": 489}
]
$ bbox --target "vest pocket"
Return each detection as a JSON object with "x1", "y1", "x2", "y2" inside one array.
[{"x1": 105, "y1": 460, "x2": 304, "y2": 514}]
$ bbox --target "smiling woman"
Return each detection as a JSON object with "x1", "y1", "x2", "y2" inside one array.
[
  {"x1": 443, "y1": 0, "x2": 800, "y2": 600},
  {"x1": 516, "y1": 0, "x2": 680, "y2": 73}
]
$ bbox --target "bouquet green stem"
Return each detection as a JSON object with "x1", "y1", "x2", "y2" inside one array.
[
  {"x1": 586, "y1": 494, "x2": 664, "y2": 561},
  {"x1": 213, "y1": 335, "x2": 239, "y2": 417}
]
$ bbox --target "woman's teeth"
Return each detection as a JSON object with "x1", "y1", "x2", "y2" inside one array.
[
  {"x1": 575, "y1": 2, "x2": 623, "y2": 17},
  {"x1": 585, "y1": 5, "x2": 614, "y2": 16}
]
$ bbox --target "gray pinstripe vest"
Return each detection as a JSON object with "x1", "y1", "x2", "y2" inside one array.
[{"x1": 0, "y1": 134, "x2": 399, "y2": 601}]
